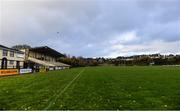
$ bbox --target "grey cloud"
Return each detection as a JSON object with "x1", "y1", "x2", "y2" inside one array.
[{"x1": 1, "y1": 0, "x2": 180, "y2": 57}]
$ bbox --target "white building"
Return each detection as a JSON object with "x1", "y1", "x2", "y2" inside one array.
[{"x1": 0, "y1": 45, "x2": 25, "y2": 69}]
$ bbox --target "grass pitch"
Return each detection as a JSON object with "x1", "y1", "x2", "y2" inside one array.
[{"x1": 0, "y1": 66, "x2": 180, "y2": 110}]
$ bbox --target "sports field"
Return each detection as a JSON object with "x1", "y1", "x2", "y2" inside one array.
[{"x1": 0, "y1": 66, "x2": 180, "y2": 110}]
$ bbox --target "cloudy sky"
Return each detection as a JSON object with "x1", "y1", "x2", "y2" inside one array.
[{"x1": 0, "y1": 0, "x2": 180, "y2": 58}]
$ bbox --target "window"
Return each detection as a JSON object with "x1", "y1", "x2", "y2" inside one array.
[
  {"x1": 10, "y1": 51, "x2": 14, "y2": 57},
  {"x1": 3, "y1": 50, "x2": 8, "y2": 56},
  {"x1": 9, "y1": 60, "x2": 14, "y2": 65}
]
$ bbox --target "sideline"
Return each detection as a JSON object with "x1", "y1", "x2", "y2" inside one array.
[{"x1": 44, "y1": 68, "x2": 85, "y2": 110}]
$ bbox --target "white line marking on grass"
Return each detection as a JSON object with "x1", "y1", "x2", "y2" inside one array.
[{"x1": 44, "y1": 68, "x2": 85, "y2": 110}]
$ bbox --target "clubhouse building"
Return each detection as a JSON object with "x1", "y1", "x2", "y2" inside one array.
[{"x1": 0, "y1": 45, "x2": 70, "y2": 76}]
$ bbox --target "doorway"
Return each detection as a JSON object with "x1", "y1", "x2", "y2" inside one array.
[
  {"x1": 1, "y1": 58, "x2": 7, "y2": 69},
  {"x1": 16, "y1": 61, "x2": 20, "y2": 69}
]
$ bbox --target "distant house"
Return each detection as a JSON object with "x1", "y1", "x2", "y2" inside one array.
[
  {"x1": 149, "y1": 54, "x2": 161, "y2": 59},
  {"x1": 0, "y1": 45, "x2": 25, "y2": 69}
]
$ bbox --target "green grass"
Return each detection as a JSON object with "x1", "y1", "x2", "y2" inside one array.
[{"x1": 0, "y1": 66, "x2": 180, "y2": 110}]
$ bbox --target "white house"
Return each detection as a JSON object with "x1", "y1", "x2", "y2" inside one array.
[{"x1": 0, "y1": 45, "x2": 25, "y2": 69}]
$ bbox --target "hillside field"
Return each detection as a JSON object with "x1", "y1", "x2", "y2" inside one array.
[{"x1": 0, "y1": 66, "x2": 180, "y2": 110}]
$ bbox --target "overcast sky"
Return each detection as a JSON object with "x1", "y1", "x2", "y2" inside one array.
[{"x1": 0, "y1": 0, "x2": 180, "y2": 58}]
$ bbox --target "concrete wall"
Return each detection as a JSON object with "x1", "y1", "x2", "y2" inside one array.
[{"x1": 0, "y1": 49, "x2": 24, "y2": 61}]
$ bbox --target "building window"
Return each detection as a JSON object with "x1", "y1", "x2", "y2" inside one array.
[
  {"x1": 9, "y1": 60, "x2": 14, "y2": 65},
  {"x1": 3, "y1": 50, "x2": 8, "y2": 56},
  {"x1": 10, "y1": 51, "x2": 14, "y2": 57}
]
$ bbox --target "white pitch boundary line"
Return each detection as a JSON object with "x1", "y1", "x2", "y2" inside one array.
[{"x1": 44, "y1": 68, "x2": 85, "y2": 110}]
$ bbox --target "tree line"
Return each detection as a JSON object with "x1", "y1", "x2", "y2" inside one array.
[
  {"x1": 12, "y1": 45, "x2": 180, "y2": 67},
  {"x1": 58, "y1": 54, "x2": 180, "y2": 67}
]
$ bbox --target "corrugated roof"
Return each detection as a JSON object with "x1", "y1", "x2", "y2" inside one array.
[
  {"x1": 28, "y1": 57, "x2": 70, "y2": 67},
  {"x1": 50, "y1": 61, "x2": 70, "y2": 67},
  {"x1": 28, "y1": 57, "x2": 55, "y2": 67}
]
